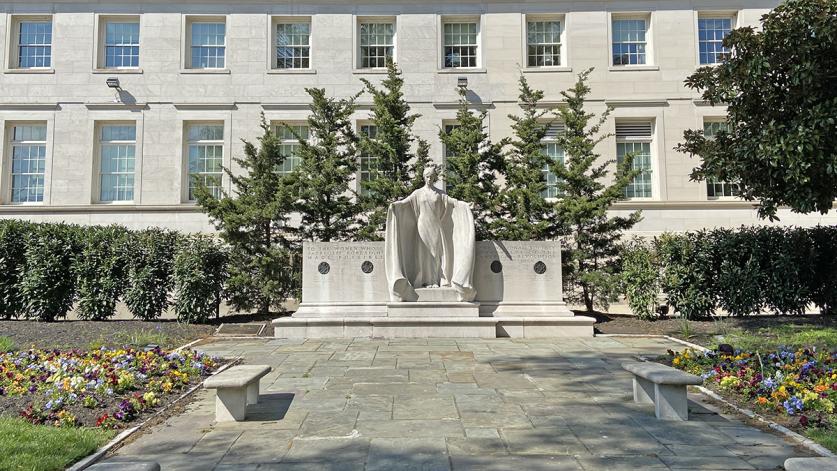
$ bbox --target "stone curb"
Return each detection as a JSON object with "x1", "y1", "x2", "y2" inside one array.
[
  {"x1": 605, "y1": 333, "x2": 835, "y2": 459},
  {"x1": 68, "y1": 340, "x2": 241, "y2": 471}
]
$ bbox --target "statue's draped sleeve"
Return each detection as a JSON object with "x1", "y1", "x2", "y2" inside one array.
[
  {"x1": 444, "y1": 198, "x2": 476, "y2": 301},
  {"x1": 385, "y1": 197, "x2": 419, "y2": 302}
]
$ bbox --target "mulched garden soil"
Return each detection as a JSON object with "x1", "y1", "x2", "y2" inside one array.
[
  {"x1": 0, "y1": 320, "x2": 216, "y2": 351},
  {"x1": 591, "y1": 311, "x2": 837, "y2": 346}
]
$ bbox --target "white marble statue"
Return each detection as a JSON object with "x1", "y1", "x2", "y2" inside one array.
[{"x1": 384, "y1": 164, "x2": 476, "y2": 302}]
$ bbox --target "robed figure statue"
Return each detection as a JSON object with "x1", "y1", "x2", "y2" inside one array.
[{"x1": 384, "y1": 164, "x2": 476, "y2": 302}]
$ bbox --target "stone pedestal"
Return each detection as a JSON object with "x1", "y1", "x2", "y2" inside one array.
[{"x1": 273, "y1": 241, "x2": 595, "y2": 338}]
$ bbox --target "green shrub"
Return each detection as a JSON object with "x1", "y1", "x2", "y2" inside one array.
[
  {"x1": 74, "y1": 225, "x2": 131, "y2": 320},
  {"x1": 173, "y1": 235, "x2": 228, "y2": 324},
  {"x1": 19, "y1": 223, "x2": 80, "y2": 321},
  {"x1": 810, "y1": 226, "x2": 837, "y2": 315},
  {"x1": 712, "y1": 227, "x2": 764, "y2": 317},
  {"x1": 621, "y1": 239, "x2": 660, "y2": 320},
  {"x1": 0, "y1": 220, "x2": 34, "y2": 319},
  {"x1": 656, "y1": 232, "x2": 716, "y2": 319},
  {"x1": 759, "y1": 227, "x2": 813, "y2": 315},
  {"x1": 124, "y1": 229, "x2": 177, "y2": 320}
]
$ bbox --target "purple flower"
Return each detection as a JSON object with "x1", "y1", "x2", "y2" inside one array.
[{"x1": 783, "y1": 396, "x2": 804, "y2": 415}]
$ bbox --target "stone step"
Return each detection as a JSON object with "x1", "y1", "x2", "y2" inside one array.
[
  {"x1": 272, "y1": 315, "x2": 595, "y2": 339},
  {"x1": 386, "y1": 301, "x2": 480, "y2": 318}
]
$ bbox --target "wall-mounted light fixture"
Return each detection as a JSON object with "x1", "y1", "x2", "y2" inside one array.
[
  {"x1": 457, "y1": 76, "x2": 468, "y2": 89},
  {"x1": 106, "y1": 77, "x2": 121, "y2": 90}
]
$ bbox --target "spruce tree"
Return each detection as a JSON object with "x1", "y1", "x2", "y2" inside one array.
[
  {"x1": 493, "y1": 75, "x2": 554, "y2": 241},
  {"x1": 195, "y1": 117, "x2": 297, "y2": 315},
  {"x1": 288, "y1": 88, "x2": 362, "y2": 242},
  {"x1": 357, "y1": 61, "x2": 429, "y2": 240},
  {"x1": 439, "y1": 87, "x2": 508, "y2": 240},
  {"x1": 551, "y1": 69, "x2": 642, "y2": 312}
]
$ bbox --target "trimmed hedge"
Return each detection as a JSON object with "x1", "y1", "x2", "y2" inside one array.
[
  {"x1": 623, "y1": 226, "x2": 837, "y2": 319},
  {"x1": 174, "y1": 235, "x2": 228, "y2": 324},
  {"x1": 0, "y1": 220, "x2": 228, "y2": 323}
]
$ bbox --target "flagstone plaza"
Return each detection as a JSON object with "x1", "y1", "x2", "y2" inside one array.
[{"x1": 103, "y1": 336, "x2": 813, "y2": 470}]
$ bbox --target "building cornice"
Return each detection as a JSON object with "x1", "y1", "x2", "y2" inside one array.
[
  {"x1": 0, "y1": 201, "x2": 763, "y2": 215},
  {"x1": 0, "y1": 204, "x2": 201, "y2": 214},
  {"x1": 85, "y1": 102, "x2": 149, "y2": 111},
  {"x1": 0, "y1": 104, "x2": 61, "y2": 111}
]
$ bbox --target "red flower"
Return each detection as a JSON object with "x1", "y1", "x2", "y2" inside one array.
[{"x1": 96, "y1": 414, "x2": 110, "y2": 427}]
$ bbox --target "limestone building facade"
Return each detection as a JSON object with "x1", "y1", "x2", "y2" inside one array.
[{"x1": 0, "y1": 0, "x2": 833, "y2": 235}]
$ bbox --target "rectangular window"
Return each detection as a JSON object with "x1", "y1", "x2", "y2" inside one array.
[
  {"x1": 612, "y1": 18, "x2": 647, "y2": 65},
  {"x1": 527, "y1": 20, "x2": 561, "y2": 67},
  {"x1": 358, "y1": 124, "x2": 379, "y2": 195},
  {"x1": 703, "y1": 120, "x2": 740, "y2": 198},
  {"x1": 541, "y1": 123, "x2": 566, "y2": 199},
  {"x1": 698, "y1": 17, "x2": 732, "y2": 65},
  {"x1": 9, "y1": 125, "x2": 47, "y2": 203},
  {"x1": 275, "y1": 22, "x2": 311, "y2": 69},
  {"x1": 273, "y1": 124, "x2": 308, "y2": 175},
  {"x1": 190, "y1": 22, "x2": 226, "y2": 69},
  {"x1": 17, "y1": 21, "x2": 52, "y2": 68},
  {"x1": 443, "y1": 22, "x2": 478, "y2": 68},
  {"x1": 616, "y1": 121, "x2": 653, "y2": 198},
  {"x1": 186, "y1": 124, "x2": 224, "y2": 201},
  {"x1": 359, "y1": 22, "x2": 394, "y2": 69},
  {"x1": 99, "y1": 125, "x2": 136, "y2": 202},
  {"x1": 104, "y1": 21, "x2": 140, "y2": 68}
]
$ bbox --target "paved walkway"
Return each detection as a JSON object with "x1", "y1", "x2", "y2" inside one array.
[{"x1": 107, "y1": 337, "x2": 812, "y2": 470}]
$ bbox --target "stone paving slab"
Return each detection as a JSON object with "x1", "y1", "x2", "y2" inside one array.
[{"x1": 106, "y1": 337, "x2": 816, "y2": 470}]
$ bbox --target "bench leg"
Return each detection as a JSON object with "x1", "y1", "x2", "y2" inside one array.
[
  {"x1": 633, "y1": 377, "x2": 655, "y2": 405},
  {"x1": 215, "y1": 387, "x2": 247, "y2": 422},
  {"x1": 246, "y1": 380, "x2": 260, "y2": 405},
  {"x1": 654, "y1": 383, "x2": 689, "y2": 421}
]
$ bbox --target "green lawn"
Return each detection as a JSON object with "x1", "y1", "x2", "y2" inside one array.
[
  {"x1": 711, "y1": 322, "x2": 837, "y2": 351},
  {"x1": 806, "y1": 423, "x2": 837, "y2": 453},
  {"x1": 0, "y1": 336, "x2": 14, "y2": 353},
  {"x1": 0, "y1": 418, "x2": 114, "y2": 471}
]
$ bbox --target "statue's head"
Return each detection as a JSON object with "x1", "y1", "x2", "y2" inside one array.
[{"x1": 423, "y1": 164, "x2": 438, "y2": 185}]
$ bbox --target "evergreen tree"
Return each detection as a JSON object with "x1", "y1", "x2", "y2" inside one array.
[
  {"x1": 551, "y1": 69, "x2": 642, "y2": 312},
  {"x1": 439, "y1": 87, "x2": 508, "y2": 240},
  {"x1": 195, "y1": 117, "x2": 296, "y2": 315},
  {"x1": 288, "y1": 88, "x2": 362, "y2": 242},
  {"x1": 493, "y1": 75, "x2": 554, "y2": 241},
  {"x1": 357, "y1": 61, "x2": 429, "y2": 240}
]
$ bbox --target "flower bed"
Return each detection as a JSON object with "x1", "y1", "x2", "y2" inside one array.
[
  {"x1": 668, "y1": 346, "x2": 837, "y2": 435},
  {"x1": 0, "y1": 347, "x2": 218, "y2": 428}
]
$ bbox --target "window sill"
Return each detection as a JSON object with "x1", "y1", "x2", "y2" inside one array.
[
  {"x1": 352, "y1": 68, "x2": 388, "y2": 75},
  {"x1": 92, "y1": 68, "x2": 143, "y2": 74},
  {"x1": 437, "y1": 68, "x2": 487, "y2": 74},
  {"x1": 180, "y1": 69, "x2": 231, "y2": 74},
  {"x1": 4, "y1": 68, "x2": 55, "y2": 74},
  {"x1": 94, "y1": 201, "x2": 136, "y2": 205},
  {"x1": 267, "y1": 69, "x2": 317, "y2": 75},
  {"x1": 521, "y1": 66, "x2": 572, "y2": 74},
  {"x1": 608, "y1": 65, "x2": 659, "y2": 72}
]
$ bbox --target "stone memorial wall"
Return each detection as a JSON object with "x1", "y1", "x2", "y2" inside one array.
[{"x1": 297, "y1": 240, "x2": 573, "y2": 318}]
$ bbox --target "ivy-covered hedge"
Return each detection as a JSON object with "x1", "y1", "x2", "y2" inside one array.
[
  {"x1": 623, "y1": 226, "x2": 837, "y2": 319},
  {"x1": 0, "y1": 220, "x2": 228, "y2": 322}
]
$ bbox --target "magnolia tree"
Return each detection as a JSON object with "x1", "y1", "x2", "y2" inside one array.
[{"x1": 677, "y1": 0, "x2": 837, "y2": 220}]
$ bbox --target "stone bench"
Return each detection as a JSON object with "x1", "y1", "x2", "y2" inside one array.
[
  {"x1": 785, "y1": 457, "x2": 837, "y2": 471},
  {"x1": 204, "y1": 365, "x2": 272, "y2": 422},
  {"x1": 622, "y1": 361, "x2": 702, "y2": 421}
]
